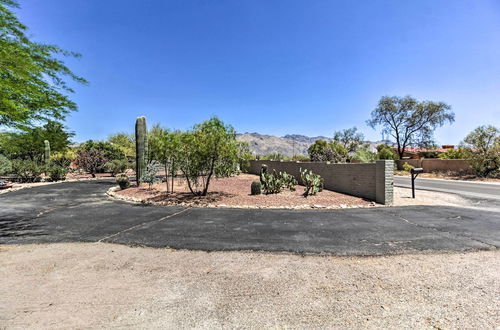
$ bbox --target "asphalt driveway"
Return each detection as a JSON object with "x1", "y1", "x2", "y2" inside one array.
[{"x1": 1, "y1": 180, "x2": 499, "y2": 255}]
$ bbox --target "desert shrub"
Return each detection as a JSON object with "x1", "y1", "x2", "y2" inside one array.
[
  {"x1": 250, "y1": 181, "x2": 261, "y2": 195},
  {"x1": 376, "y1": 144, "x2": 397, "y2": 160},
  {"x1": 51, "y1": 150, "x2": 76, "y2": 167},
  {"x1": 0, "y1": 155, "x2": 12, "y2": 175},
  {"x1": 402, "y1": 162, "x2": 415, "y2": 172},
  {"x1": 11, "y1": 159, "x2": 44, "y2": 182},
  {"x1": 47, "y1": 165, "x2": 68, "y2": 182},
  {"x1": 140, "y1": 161, "x2": 161, "y2": 189},
  {"x1": 175, "y1": 117, "x2": 249, "y2": 196},
  {"x1": 78, "y1": 140, "x2": 126, "y2": 162},
  {"x1": 354, "y1": 149, "x2": 378, "y2": 163},
  {"x1": 300, "y1": 168, "x2": 323, "y2": 197},
  {"x1": 289, "y1": 154, "x2": 310, "y2": 162},
  {"x1": 104, "y1": 159, "x2": 129, "y2": 176},
  {"x1": 74, "y1": 149, "x2": 107, "y2": 177},
  {"x1": 461, "y1": 126, "x2": 499, "y2": 178},
  {"x1": 438, "y1": 147, "x2": 466, "y2": 159},
  {"x1": 116, "y1": 173, "x2": 130, "y2": 190}
]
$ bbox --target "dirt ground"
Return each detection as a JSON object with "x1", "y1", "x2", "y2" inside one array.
[
  {"x1": 115, "y1": 174, "x2": 374, "y2": 209},
  {"x1": 0, "y1": 243, "x2": 498, "y2": 329}
]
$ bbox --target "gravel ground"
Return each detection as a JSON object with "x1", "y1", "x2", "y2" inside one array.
[
  {"x1": 116, "y1": 174, "x2": 374, "y2": 208},
  {"x1": 1, "y1": 243, "x2": 498, "y2": 329}
]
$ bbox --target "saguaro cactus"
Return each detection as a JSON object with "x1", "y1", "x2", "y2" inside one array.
[
  {"x1": 135, "y1": 116, "x2": 147, "y2": 185},
  {"x1": 44, "y1": 140, "x2": 51, "y2": 165}
]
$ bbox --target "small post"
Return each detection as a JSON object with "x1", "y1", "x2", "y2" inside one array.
[{"x1": 410, "y1": 168, "x2": 423, "y2": 198}]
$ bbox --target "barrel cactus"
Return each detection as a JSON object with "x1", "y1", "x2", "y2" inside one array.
[
  {"x1": 135, "y1": 116, "x2": 147, "y2": 185},
  {"x1": 44, "y1": 140, "x2": 51, "y2": 165},
  {"x1": 251, "y1": 181, "x2": 262, "y2": 195},
  {"x1": 116, "y1": 173, "x2": 130, "y2": 190}
]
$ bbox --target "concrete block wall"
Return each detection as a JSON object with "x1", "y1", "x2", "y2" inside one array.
[{"x1": 247, "y1": 160, "x2": 394, "y2": 205}]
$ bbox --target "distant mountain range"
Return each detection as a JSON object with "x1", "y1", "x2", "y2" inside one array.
[{"x1": 237, "y1": 132, "x2": 392, "y2": 156}]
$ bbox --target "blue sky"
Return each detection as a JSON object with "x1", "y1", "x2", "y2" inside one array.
[{"x1": 16, "y1": 0, "x2": 500, "y2": 144}]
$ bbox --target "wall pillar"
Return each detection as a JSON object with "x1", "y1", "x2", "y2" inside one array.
[{"x1": 376, "y1": 160, "x2": 394, "y2": 205}]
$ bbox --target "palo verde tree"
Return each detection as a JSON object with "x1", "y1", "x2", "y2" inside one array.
[
  {"x1": 367, "y1": 96, "x2": 454, "y2": 159},
  {"x1": 177, "y1": 117, "x2": 249, "y2": 196},
  {"x1": 0, "y1": 0, "x2": 87, "y2": 129}
]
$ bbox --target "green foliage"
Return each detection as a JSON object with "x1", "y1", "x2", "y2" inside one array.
[
  {"x1": 0, "y1": 0, "x2": 87, "y2": 129},
  {"x1": 11, "y1": 159, "x2": 44, "y2": 182},
  {"x1": 260, "y1": 169, "x2": 297, "y2": 194},
  {"x1": 50, "y1": 149, "x2": 76, "y2": 167},
  {"x1": 108, "y1": 133, "x2": 135, "y2": 158},
  {"x1": 461, "y1": 125, "x2": 499, "y2": 178},
  {"x1": 300, "y1": 168, "x2": 323, "y2": 197},
  {"x1": 367, "y1": 96, "x2": 454, "y2": 159},
  {"x1": 135, "y1": 116, "x2": 148, "y2": 185},
  {"x1": 46, "y1": 165, "x2": 67, "y2": 182},
  {"x1": 0, "y1": 154, "x2": 12, "y2": 175},
  {"x1": 74, "y1": 149, "x2": 107, "y2": 177},
  {"x1": 402, "y1": 162, "x2": 415, "y2": 172},
  {"x1": 104, "y1": 159, "x2": 129, "y2": 176},
  {"x1": 376, "y1": 144, "x2": 397, "y2": 160},
  {"x1": 116, "y1": 173, "x2": 130, "y2": 190},
  {"x1": 438, "y1": 148, "x2": 466, "y2": 159},
  {"x1": 354, "y1": 149, "x2": 378, "y2": 163},
  {"x1": 140, "y1": 161, "x2": 161, "y2": 189},
  {"x1": 250, "y1": 181, "x2": 262, "y2": 195},
  {"x1": 176, "y1": 117, "x2": 249, "y2": 196},
  {"x1": 0, "y1": 121, "x2": 74, "y2": 160},
  {"x1": 332, "y1": 127, "x2": 365, "y2": 157},
  {"x1": 308, "y1": 140, "x2": 332, "y2": 161},
  {"x1": 259, "y1": 153, "x2": 286, "y2": 161},
  {"x1": 78, "y1": 140, "x2": 125, "y2": 163},
  {"x1": 289, "y1": 154, "x2": 310, "y2": 162},
  {"x1": 307, "y1": 139, "x2": 349, "y2": 162}
]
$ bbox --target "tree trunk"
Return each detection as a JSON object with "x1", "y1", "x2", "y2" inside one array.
[{"x1": 165, "y1": 162, "x2": 168, "y2": 194}]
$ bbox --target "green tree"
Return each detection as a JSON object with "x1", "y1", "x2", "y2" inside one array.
[
  {"x1": 376, "y1": 144, "x2": 397, "y2": 160},
  {"x1": 0, "y1": 0, "x2": 87, "y2": 129},
  {"x1": 367, "y1": 96, "x2": 454, "y2": 159},
  {"x1": 78, "y1": 140, "x2": 125, "y2": 162},
  {"x1": 177, "y1": 117, "x2": 248, "y2": 196},
  {"x1": 0, "y1": 121, "x2": 74, "y2": 160},
  {"x1": 108, "y1": 133, "x2": 135, "y2": 158},
  {"x1": 461, "y1": 125, "x2": 499, "y2": 177},
  {"x1": 332, "y1": 127, "x2": 365, "y2": 156},
  {"x1": 307, "y1": 139, "x2": 331, "y2": 161}
]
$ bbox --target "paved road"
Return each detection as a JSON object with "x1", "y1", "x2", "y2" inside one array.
[
  {"x1": 394, "y1": 176, "x2": 500, "y2": 200},
  {"x1": 1, "y1": 180, "x2": 499, "y2": 255}
]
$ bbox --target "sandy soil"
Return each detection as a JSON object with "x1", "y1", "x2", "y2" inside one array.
[
  {"x1": 393, "y1": 186, "x2": 474, "y2": 207},
  {"x1": 115, "y1": 174, "x2": 374, "y2": 209},
  {"x1": 0, "y1": 243, "x2": 498, "y2": 329}
]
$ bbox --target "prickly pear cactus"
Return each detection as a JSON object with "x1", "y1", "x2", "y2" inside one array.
[
  {"x1": 44, "y1": 140, "x2": 51, "y2": 165},
  {"x1": 135, "y1": 116, "x2": 147, "y2": 185},
  {"x1": 300, "y1": 168, "x2": 323, "y2": 197}
]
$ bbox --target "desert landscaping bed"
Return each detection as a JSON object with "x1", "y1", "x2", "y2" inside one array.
[{"x1": 110, "y1": 173, "x2": 375, "y2": 209}]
